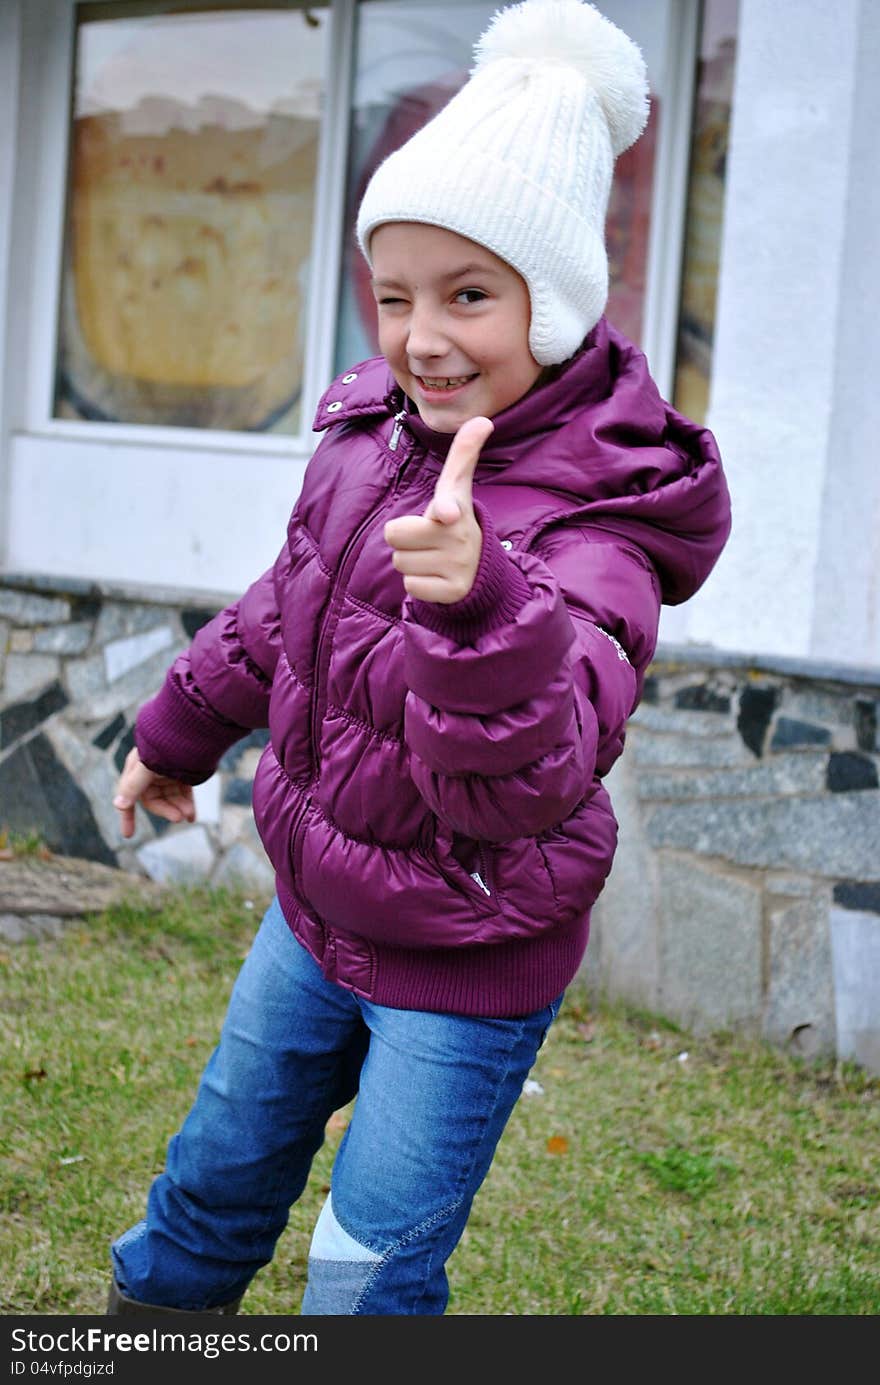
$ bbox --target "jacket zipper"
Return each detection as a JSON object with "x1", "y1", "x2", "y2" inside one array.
[
  {"x1": 309, "y1": 413, "x2": 413, "y2": 770},
  {"x1": 389, "y1": 408, "x2": 406, "y2": 451},
  {"x1": 470, "y1": 843, "x2": 492, "y2": 896},
  {"x1": 293, "y1": 419, "x2": 416, "y2": 912}
]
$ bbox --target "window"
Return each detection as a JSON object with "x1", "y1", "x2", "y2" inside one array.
[
  {"x1": 335, "y1": 0, "x2": 696, "y2": 387},
  {"x1": 55, "y1": 1, "x2": 329, "y2": 434},
  {"x1": 672, "y1": 0, "x2": 738, "y2": 423}
]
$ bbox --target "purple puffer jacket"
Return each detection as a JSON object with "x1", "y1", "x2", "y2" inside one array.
[{"x1": 136, "y1": 319, "x2": 731, "y2": 1016}]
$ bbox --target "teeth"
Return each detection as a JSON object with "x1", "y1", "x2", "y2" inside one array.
[{"x1": 420, "y1": 376, "x2": 472, "y2": 389}]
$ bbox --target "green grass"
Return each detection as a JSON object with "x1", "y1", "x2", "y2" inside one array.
[{"x1": 1, "y1": 885, "x2": 878, "y2": 1315}]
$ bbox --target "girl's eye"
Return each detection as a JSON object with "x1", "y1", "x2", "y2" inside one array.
[
  {"x1": 377, "y1": 296, "x2": 405, "y2": 307},
  {"x1": 454, "y1": 289, "x2": 487, "y2": 305}
]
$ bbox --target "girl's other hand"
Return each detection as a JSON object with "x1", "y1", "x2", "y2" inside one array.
[{"x1": 112, "y1": 746, "x2": 196, "y2": 840}]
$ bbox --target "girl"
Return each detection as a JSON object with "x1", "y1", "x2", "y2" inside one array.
[{"x1": 108, "y1": 0, "x2": 731, "y2": 1315}]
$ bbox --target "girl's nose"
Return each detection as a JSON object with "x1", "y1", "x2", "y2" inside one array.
[{"x1": 406, "y1": 303, "x2": 447, "y2": 362}]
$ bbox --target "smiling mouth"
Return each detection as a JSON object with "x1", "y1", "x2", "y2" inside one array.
[{"x1": 416, "y1": 374, "x2": 478, "y2": 391}]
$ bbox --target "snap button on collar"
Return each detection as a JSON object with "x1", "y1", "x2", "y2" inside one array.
[
  {"x1": 342, "y1": 372, "x2": 358, "y2": 384},
  {"x1": 326, "y1": 400, "x2": 343, "y2": 412}
]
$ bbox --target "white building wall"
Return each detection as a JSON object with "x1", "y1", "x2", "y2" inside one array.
[
  {"x1": 811, "y1": 3, "x2": 880, "y2": 667},
  {"x1": 0, "y1": 1, "x2": 23, "y2": 569},
  {"x1": 679, "y1": 0, "x2": 879, "y2": 669}
]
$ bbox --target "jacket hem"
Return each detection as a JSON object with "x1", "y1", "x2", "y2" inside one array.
[{"x1": 276, "y1": 881, "x2": 587, "y2": 1018}]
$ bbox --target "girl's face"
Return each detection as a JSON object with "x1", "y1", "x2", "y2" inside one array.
[{"x1": 370, "y1": 222, "x2": 542, "y2": 434}]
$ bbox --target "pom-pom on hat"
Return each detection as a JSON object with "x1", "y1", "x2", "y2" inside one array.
[{"x1": 356, "y1": 0, "x2": 650, "y2": 366}]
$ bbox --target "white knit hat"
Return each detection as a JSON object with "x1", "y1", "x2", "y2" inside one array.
[{"x1": 356, "y1": 0, "x2": 649, "y2": 366}]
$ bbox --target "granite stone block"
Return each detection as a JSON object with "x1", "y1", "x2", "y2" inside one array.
[
  {"x1": 193, "y1": 775, "x2": 221, "y2": 826},
  {"x1": 769, "y1": 717, "x2": 831, "y2": 750},
  {"x1": 181, "y1": 608, "x2": 219, "y2": 640},
  {"x1": 763, "y1": 898, "x2": 835, "y2": 1058},
  {"x1": 0, "y1": 590, "x2": 71, "y2": 625},
  {"x1": 830, "y1": 907, "x2": 880, "y2": 1073},
  {"x1": 826, "y1": 752, "x2": 878, "y2": 792},
  {"x1": 94, "y1": 602, "x2": 169, "y2": 644},
  {"x1": 104, "y1": 625, "x2": 174, "y2": 683},
  {"x1": 636, "y1": 753, "x2": 826, "y2": 802},
  {"x1": 212, "y1": 841, "x2": 275, "y2": 893},
  {"x1": 629, "y1": 732, "x2": 751, "y2": 769},
  {"x1": 64, "y1": 654, "x2": 108, "y2": 702},
  {"x1": 70, "y1": 644, "x2": 185, "y2": 725},
  {"x1": 136, "y1": 826, "x2": 215, "y2": 883},
  {"x1": 0, "y1": 681, "x2": 69, "y2": 749},
  {"x1": 628, "y1": 704, "x2": 734, "y2": 738},
  {"x1": 224, "y1": 777, "x2": 254, "y2": 807},
  {"x1": 657, "y1": 854, "x2": 763, "y2": 1034},
  {"x1": 92, "y1": 712, "x2": 126, "y2": 750},
  {"x1": 114, "y1": 726, "x2": 136, "y2": 773},
  {"x1": 33, "y1": 622, "x2": 93, "y2": 656},
  {"x1": 3, "y1": 654, "x2": 62, "y2": 702},
  {"x1": 833, "y1": 881, "x2": 880, "y2": 915},
  {"x1": 0, "y1": 733, "x2": 115, "y2": 865},
  {"x1": 737, "y1": 685, "x2": 779, "y2": 758},
  {"x1": 646, "y1": 794, "x2": 880, "y2": 879},
  {"x1": 583, "y1": 755, "x2": 659, "y2": 1010},
  {"x1": 219, "y1": 728, "x2": 270, "y2": 772},
  {"x1": 764, "y1": 873, "x2": 815, "y2": 897},
  {"x1": 674, "y1": 683, "x2": 732, "y2": 713},
  {"x1": 854, "y1": 700, "x2": 877, "y2": 753},
  {"x1": 784, "y1": 688, "x2": 852, "y2": 728}
]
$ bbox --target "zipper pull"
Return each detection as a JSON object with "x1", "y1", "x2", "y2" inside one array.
[
  {"x1": 470, "y1": 871, "x2": 491, "y2": 897},
  {"x1": 389, "y1": 409, "x2": 406, "y2": 451}
]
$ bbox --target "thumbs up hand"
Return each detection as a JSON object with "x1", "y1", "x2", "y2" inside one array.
[{"x1": 384, "y1": 416, "x2": 494, "y2": 604}]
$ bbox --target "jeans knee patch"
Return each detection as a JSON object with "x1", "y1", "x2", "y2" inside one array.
[
  {"x1": 303, "y1": 1196, "x2": 382, "y2": 1315},
  {"x1": 308, "y1": 1194, "x2": 381, "y2": 1264}
]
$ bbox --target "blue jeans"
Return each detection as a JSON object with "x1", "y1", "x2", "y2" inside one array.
[{"x1": 111, "y1": 897, "x2": 563, "y2": 1315}]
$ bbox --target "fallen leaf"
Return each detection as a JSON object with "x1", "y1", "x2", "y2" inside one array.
[
  {"x1": 576, "y1": 1021, "x2": 596, "y2": 1042},
  {"x1": 184, "y1": 1036, "x2": 199, "y2": 1047},
  {"x1": 23, "y1": 1067, "x2": 47, "y2": 1082},
  {"x1": 326, "y1": 1111, "x2": 349, "y2": 1134},
  {"x1": 546, "y1": 1135, "x2": 569, "y2": 1155},
  {"x1": 641, "y1": 1031, "x2": 663, "y2": 1051}
]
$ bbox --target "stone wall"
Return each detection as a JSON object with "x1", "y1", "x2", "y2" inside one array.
[
  {"x1": 2, "y1": 574, "x2": 879, "y2": 1073},
  {"x1": 0, "y1": 573, "x2": 274, "y2": 894},
  {"x1": 585, "y1": 648, "x2": 880, "y2": 1075}
]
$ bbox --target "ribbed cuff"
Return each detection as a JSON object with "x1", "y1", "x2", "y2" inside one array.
[
  {"x1": 135, "y1": 672, "x2": 247, "y2": 785},
  {"x1": 408, "y1": 503, "x2": 531, "y2": 643}
]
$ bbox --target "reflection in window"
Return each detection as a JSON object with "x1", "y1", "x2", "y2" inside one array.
[
  {"x1": 673, "y1": 0, "x2": 738, "y2": 424},
  {"x1": 335, "y1": 0, "x2": 662, "y2": 375},
  {"x1": 55, "y1": 2, "x2": 328, "y2": 433}
]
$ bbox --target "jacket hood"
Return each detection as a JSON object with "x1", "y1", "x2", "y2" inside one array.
[{"x1": 315, "y1": 318, "x2": 731, "y2": 604}]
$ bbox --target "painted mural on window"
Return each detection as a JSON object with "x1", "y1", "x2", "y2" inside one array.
[
  {"x1": 335, "y1": 0, "x2": 662, "y2": 375},
  {"x1": 55, "y1": 1, "x2": 328, "y2": 433},
  {"x1": 672, "y1": 0, "x2": 738, "y2": 423}
]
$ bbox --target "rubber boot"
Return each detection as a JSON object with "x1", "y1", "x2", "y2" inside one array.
[{"x1": 107, "y1": 1276, "x2": 243, "y2": 1315}]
